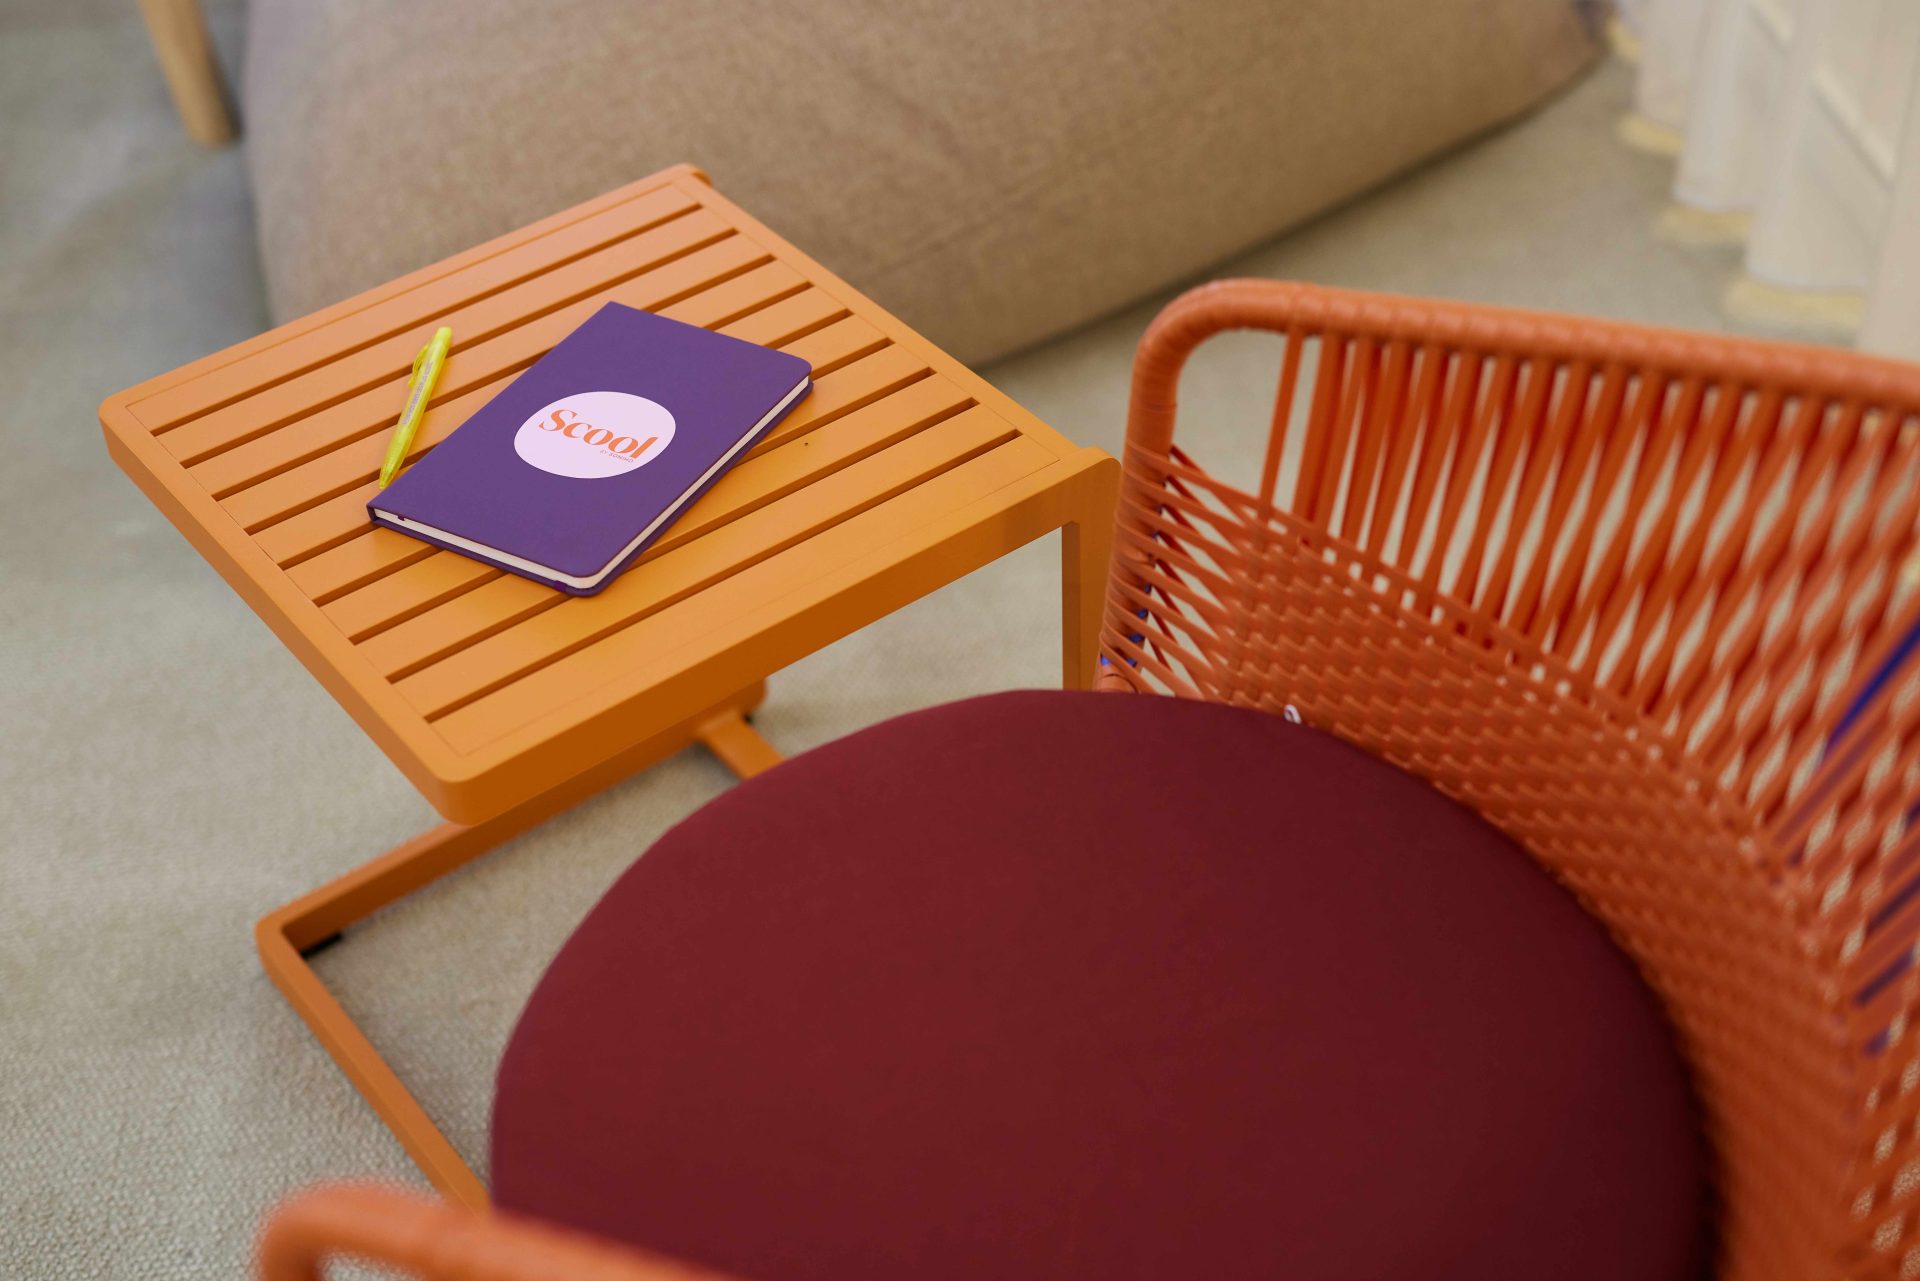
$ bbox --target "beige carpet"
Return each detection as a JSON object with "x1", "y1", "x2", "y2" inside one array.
[{"x1": 0, "y1": 8, "x2": 1832, "y2": 1277}]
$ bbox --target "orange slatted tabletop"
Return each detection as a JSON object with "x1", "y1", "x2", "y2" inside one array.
[{"x1": 100, "y1": 164, "x2": 1117, "y2": 1205}]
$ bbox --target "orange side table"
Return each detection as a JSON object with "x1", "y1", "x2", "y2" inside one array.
[{"x1": 99, "y1": 164, "x2": 1117, "y2": 1207}]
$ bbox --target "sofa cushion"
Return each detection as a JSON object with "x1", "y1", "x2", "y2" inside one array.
[
  {"x1": 242, "y1": 1, "x2": 1595, "y2": 364},
  {"x1": 492, "y1": 689, "x2": 1706, "y2": 1281}
]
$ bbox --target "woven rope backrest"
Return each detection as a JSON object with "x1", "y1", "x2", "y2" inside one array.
[{"x1": 1098, "y1": 280, "x2": 1920, "y2": 1280}]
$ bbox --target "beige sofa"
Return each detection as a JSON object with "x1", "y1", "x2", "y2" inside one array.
[{"x1": 242, "y1": 0, "x2": 1597, "y2": 366}]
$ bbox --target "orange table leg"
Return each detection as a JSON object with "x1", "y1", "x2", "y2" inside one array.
[
  {"x1": 1062, "y1": 456, "x2": 1119, "y2": 690},
  {"x1": 255, "y1": 453, "x2": 1116, "y2": 1204},
  {"x1": 256, "y1": 681, "x2": 774, "y2": 1207}
]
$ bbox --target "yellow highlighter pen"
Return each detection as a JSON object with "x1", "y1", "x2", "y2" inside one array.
[{"x1": 378, "y1": 326, "x2": 453, "y2": 488}]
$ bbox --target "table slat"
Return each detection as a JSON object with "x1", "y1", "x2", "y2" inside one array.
[
  {"x1": 184, "y1": 235, "x2": 771, "y2": 495},
  {"x1": 243, "y1": 291, "x2": 870, "y2": 558},
  {"x1": 128, "y1": 183, "x2": 700, "y2": 432},
  {"x1": 393, "y1": 407, "x2": 1021, "y2": 717},
  {"x1": 164, "y1": 208, "x2": 736, "y2": 464},
  {"x1": 431, "y1": 436, "x2": 1054, "y2": 753},
  {"x1": 322, "y1": 377, "x2": 977, "y2": 642},
  {"x1": 280, "y1": 339, "x2": 937, "y2": 601}
]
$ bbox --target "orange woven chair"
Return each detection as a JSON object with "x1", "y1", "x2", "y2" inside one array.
[
  {"x1": 259, "y1": 282, "x2": 1920, "y2": 1281},
  {"x1": 1099, "y1": 281, "x2": 1920, "y2": 1281}
]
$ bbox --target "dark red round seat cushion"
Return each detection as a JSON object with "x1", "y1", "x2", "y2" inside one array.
[{"x1": 493, "y1": 691, "x2": 1706, "y2": 1281}]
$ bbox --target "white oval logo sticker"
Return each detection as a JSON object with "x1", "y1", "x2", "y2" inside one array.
[{"x1": 513, "y1": 390, "x2": 675, "y2": 479}]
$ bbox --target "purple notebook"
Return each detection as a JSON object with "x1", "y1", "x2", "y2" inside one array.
[{"x1": 369, "y1": 303, "x2": 812, "y2": 595}]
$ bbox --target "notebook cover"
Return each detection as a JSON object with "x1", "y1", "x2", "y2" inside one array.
[{"x1": 369, "y1": 302, "x2": 812, "y2": 594}]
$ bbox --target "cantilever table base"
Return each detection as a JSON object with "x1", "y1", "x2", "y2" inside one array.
[{"x1": 100, "y1": 164, "x2": 1118, "y2": 1206}]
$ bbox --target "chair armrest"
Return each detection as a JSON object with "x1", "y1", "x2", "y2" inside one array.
[{"x1": 258, "y1": 1183, "x2": 746, "y2": 1281}]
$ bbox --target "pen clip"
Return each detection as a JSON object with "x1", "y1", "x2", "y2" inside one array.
[{"x1": 409, "y1": 326, "x2": 452, "y2": 386}]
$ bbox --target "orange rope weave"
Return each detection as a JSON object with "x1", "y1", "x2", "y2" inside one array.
[{"x1": 1098, "y1": 280, "x2": 1920, "y2": 1281}]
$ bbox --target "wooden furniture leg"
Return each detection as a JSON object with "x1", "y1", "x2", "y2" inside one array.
[
  {"x1": 135, "y1": 0, "x2": 236, "y2": 146},
  {"x1": 256, "y1": 682, "x2": 774, "y2": 1208}
]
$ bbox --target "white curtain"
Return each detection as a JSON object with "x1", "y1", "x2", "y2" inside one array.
[{"x1": 1618, "y1": 0, "x2": 1920, "y2": 360}]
